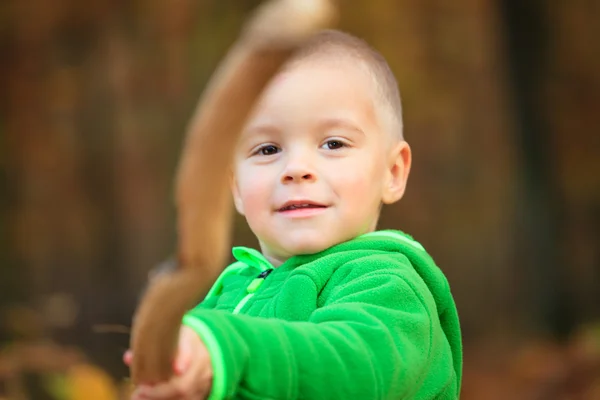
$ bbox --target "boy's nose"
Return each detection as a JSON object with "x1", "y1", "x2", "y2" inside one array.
[
  {"x1": 282, "y1": 172, "x2": 315, "y2": 183},
  {"x1": 281, "y1": 161, "x2": 316, "y2": 183}
]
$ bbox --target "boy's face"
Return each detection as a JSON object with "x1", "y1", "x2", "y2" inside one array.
[{"x1": 232, "y1": 59, "x2": 410, "y2": 264}]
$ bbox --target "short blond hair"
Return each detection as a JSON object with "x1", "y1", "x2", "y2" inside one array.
[{"x1": 289, "y1": 29, "x2": 403, "y2": 139}]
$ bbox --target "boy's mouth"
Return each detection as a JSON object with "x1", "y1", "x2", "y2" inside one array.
[{"x1": 277, "y1": 201, "x2": 328, "y2": 212}]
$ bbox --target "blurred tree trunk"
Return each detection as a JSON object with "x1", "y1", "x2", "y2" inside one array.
[
  {"x1": 500, "y1": 0, "x2": 568, "y2": 337},
  {"x1": 541, "y1": 2, "x2": 600, "y2": 328},
  {"x1": 500, "y1": 0, "x2": 600, "y2": 337}
]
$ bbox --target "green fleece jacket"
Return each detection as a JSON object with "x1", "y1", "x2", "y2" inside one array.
[{"x1": 182, "y1": 230, "x2": 462, "y2": 399}]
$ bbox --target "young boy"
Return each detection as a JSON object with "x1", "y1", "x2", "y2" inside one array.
[{"x1": 128, "y1": 30, "x2": 462, "y2": 399}]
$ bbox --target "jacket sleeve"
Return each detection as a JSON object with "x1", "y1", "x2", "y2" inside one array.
[{"x1": 182, "y1": 255, "x2": 456, "y2": 400}]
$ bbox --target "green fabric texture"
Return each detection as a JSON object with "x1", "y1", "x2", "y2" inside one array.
[{"x1": 183, "y1": 230, "x2": 462, "y2": 399}]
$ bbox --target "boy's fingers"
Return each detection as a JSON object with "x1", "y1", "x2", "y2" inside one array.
[
  {"x1": 135, "y1": 364, "x2": 205, "y2": 399},
  {"x1": 173, "y1": 336, "x2": 193, "y2": 375},
  {"x1": 130, "y1": 387, "x2": 154, "y2": 400},
  {"x1": 175, "y1": 353, "x2": 213, "y2": 399},
  {"x1": 173, "y1": 352, "x2": 191, "y2": 376},
  {"x1": 135, "y1": 382, "x2": 184, "y2": 400},
  {"x1": 174, "y1": 326, "x2": 197, "y2": 375},
  {"x1": 123, "y1": 350, "x2": 133, "y2": 366},
  {"x1": 177, "y1": 366, "x2": 206, "y2": 399}
]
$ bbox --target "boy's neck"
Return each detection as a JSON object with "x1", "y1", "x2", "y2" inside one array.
[{"x1": 261, "y1": 250, "x2": 286, "y2": 268}]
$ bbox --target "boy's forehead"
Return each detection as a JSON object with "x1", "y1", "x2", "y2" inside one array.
[
  {"x1": 243, "y1": 59, "x2": 389, "y2": 136},
  {"x1": 269, "y1": 59, "x2": 370, "y2": 94},
  {"x1": 261, "y1": 70, "x2": 295, "y2": 99}
]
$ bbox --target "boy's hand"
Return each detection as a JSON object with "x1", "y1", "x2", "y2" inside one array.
[{"x1": 124, "y1": 325, "x2": 213, "y2": 399}]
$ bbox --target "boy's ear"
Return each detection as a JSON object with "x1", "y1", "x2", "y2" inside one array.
[
  {"x1": 382, "y1": 141, "x2": 411, "y2": 204},
  {"x1": 230, "y1": 171, "x2": 245, "y2": 215}
]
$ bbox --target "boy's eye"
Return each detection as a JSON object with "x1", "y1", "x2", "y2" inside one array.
[
  {"x1": 322, "y1": 140, "x2": 345, "y2": 150},
  {"x1": 257, "y1": 145, "x2": 280, "y2": 156}
]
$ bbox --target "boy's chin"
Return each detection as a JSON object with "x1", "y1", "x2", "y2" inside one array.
[{"x1": 276, "y1": 236, "x2": 343, "y2": 257}]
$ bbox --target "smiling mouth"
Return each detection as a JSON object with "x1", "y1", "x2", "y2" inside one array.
[{"x1": 277, "y1": 203, "x2": 328, "y2": 212}]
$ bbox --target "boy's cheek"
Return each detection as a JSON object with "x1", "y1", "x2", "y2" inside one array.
[
  {"x1": 234, "y1": 171, "x2": 266, "y2": 205},
  {"x1": 236, "y1": 187, "x2": 270, "y2": 219}
]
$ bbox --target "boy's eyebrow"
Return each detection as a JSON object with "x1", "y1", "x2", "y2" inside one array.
[
  {"x1": 237, "y1": 123, "x2": 279, "y2": 150},
  {"x1": 318, "y1": 117, "x2": 365, "y2": 135},
  {"x1": 241, "y1": 117, "x2": 364, "y2": 138},
  {"x1": 242, "y1": 122, "x2": 280, "y2": 136}
]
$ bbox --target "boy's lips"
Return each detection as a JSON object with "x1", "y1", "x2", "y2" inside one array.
[{"x1": 276, "y1": 200, "x2": 328, "y2": 212}]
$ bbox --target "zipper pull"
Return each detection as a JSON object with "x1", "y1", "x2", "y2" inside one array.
[{"x1": 246, "y1": 269, "x2": 273, "y2": 293}]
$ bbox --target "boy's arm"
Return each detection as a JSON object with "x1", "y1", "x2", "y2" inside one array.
[{"x1": 183, "y1": 256, "x2": 458, "y2": 400}]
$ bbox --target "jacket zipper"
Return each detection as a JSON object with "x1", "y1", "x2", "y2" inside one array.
[{"x1": 232, "y1": 268, "x2": 274, "y2": 314}]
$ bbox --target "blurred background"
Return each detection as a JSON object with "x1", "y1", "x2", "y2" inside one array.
[{"x1": 1, "y1": 0, "x2": 599, "y2": 399}]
